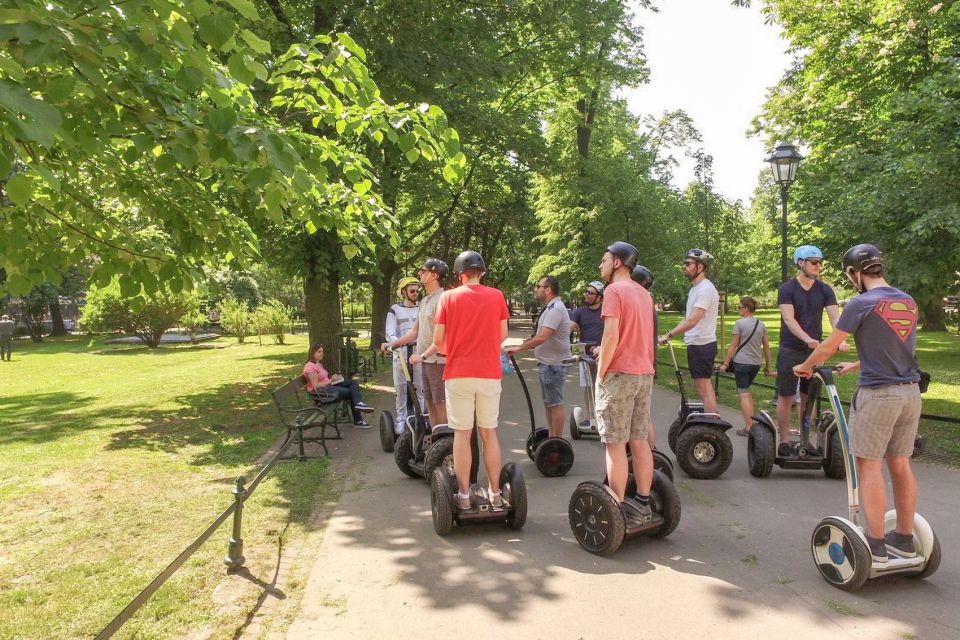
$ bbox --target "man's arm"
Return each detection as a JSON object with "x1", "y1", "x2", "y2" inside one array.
[
  {"x1": 384, "y1": 306, "x2": 399, "y2": 342},
  {"x1": 500, "y1": 319, "x2": 509, "y2": 344},
  {"x1": 385, "y1": 320, "x2": 419, "y2": 351},
  {"x1": 779, "y1": 303, "x2": 818, "y2": 349},
  {"x1": 597, "y1": 316, "x2": 620, "y2": 382},
  {"x1": 505, "y1": 326, "x2": 555, "y2": 355},
  {"x1": 793, "y1": 328, "x2": 852, "y2": 378},
  {"x1": 825, "y1": 304, "x2": 851, "y2": 352},
  {"x1": 659, "y1": 307, "x2": 704, "y2": 344},
  {"x1": 410, "y1": 322, "x2": 444, "y2": 364},
  {"x1": 762, "y1": 333, "x2": 772, "y2": 372}
]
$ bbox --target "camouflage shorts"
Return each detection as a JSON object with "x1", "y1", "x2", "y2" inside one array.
[{"x1": 596, "y1": 372, "x2": 654, "y2": 444}]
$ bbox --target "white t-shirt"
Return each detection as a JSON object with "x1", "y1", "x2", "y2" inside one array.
[{"x1": 684, "y1": 279, "x2": 719, "y2": 346}]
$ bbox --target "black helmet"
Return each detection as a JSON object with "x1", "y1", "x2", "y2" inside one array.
[
  {"x1": 421, "y1": 257, "x2": 449, "y2": 279},
  {"x1": 454, "y1": 250, "x2": 486, "y2": 276},
  {"x1": 606, "y1": 241, "x2": 638, "y2": 270},
  {"x1": 684, "y1": 248, "x2": 714, "y2": 267},
  {"x1": 631, "y1": 265, "x2": 654, "y2": 289},
  {"x1": 842, "y1": 243, "x2": 884, "y2": 274}
]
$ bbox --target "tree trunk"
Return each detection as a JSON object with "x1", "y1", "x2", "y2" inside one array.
[
  {"x1": 368, "y1": 259, "x2": 399, "y2": 346},
  {"x1": 304, "y1": 272, "x2": 342, "y2": 367},
  {"x1": 920, "y1": 296, "x2": 946, "y2": 332},
  {"x1": 49, "y1": 300, "x2": 67, "y2": 336}
]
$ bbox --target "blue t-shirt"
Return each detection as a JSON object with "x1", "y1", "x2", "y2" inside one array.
[
  {"x1": 569, "y1": 305, "x2": 603, "y2": 345},
  {"x1": 836, "y1": 287, "x2": 920, "y2": 387},
  {"x1": 777, "y1": 278, "x2": 838, "y2": 351}
]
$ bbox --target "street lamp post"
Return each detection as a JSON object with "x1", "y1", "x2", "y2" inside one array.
[{"x1": 765, "y1": 141, "x2": 804, "y2": 283}]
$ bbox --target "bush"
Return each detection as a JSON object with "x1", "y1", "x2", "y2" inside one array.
[
  {"x1": 179, "y1": 309, "x2": 208, "y2": 345},
  {"x1": 219, "y1": 298, "x2": 253, "y2": 343},
  {"x1": 254, "y1": 299, "x2": 293, "y2": 345},
  {"x1": 80, "y1": 282, "x2": 199, "y2": 348}
]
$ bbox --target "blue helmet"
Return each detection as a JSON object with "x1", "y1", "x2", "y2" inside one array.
[{"x1": 793, "y1": 245, "x2": 823, "y2": 265}]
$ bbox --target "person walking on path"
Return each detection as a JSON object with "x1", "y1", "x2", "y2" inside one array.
[
  {"x1": 596, "y1": 242, "x2": 659, "y2": 526},
  {"x1": 719, "y1": 296, "x2": 772, "y2": 436},
  {"x1": 0, "y1": 314, "x2": 13, "y2": 361},
  {"x1": 775, "y1": 244, "x2": 848, "y2": 456},
  {"x1": 658, "y1": 248, "x2": 719, "y2": 414},
  {"x1": 794, "y1": 244, "x2": 922, "y2": 563},
  {"x1": 385, "y1": 258, "x2": 449, "y2": 428},
  {"x1": 384, "y1": 276, "x2": 423, "y2": 435},
  {"x1": 413, "y1": 251, "x2": 509, "y2": 511},
  {"x1": 505, "y1": 275, "x2": 572, "y2": 438}
]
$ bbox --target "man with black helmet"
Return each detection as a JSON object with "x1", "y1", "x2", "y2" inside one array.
[
  {"x1": 658, "y1": 248, "x2": 719, "y2": 414},
  {"x1": 794, "y1": 244, "x2": 923, "y2": 564},
  {"x1": 415, "y1": 251, "x2": 510, "y2": 511},
  {"x1": 385, "y1": 258, "x2": 449, "y2": 427},
  {"x1": 595, "y1": 241, "x2": 659, "y2": 526}
]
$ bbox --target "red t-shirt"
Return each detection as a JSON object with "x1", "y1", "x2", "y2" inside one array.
[
  {"x1": 601, "y1": 279, "x2": 655, "y2": 375},
  {"x1": 435, "y1": 284, "x2": 509, "y2": 379}
]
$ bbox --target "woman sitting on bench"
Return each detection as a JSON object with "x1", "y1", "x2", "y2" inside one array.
[{"x1": 303, "y1": 344, "x2": 375, "y2": 428}]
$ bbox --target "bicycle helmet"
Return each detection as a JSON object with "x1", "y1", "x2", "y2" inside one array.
[
  {"x1": 397, "y1": 276, "x2": 420, "y2": 298},
  {"x1": 587, "y1": 280, "x2": 605, "y2": 296},
  {"x1": 420, "y1": 257, "x2": 449, "y2": 279},
  {"x1": 684, "y1": 248, "x2": 714, "y2": 268},
  {"x1": 631, "y1": 265, "x2": 654, "y2": 289},
  {"x1": 454, "y1": 250, "x2": 485, "y2": 276},
  {"x1": 792, "y1": 245, "x2": 823, "y2": 265},
  {"x1": 606, "y1": 241, "x2": 638, "y2": 270},
  {"x1": 842, "y1": 243, "x2": 884, "y2": 274}
]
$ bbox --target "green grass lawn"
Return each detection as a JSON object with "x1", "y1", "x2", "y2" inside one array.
[
  {"x1": 0, "y1": 333, "x2": 346, "y2": 639},
  {"x1": 656, "y1": 309, "x2": 960, "y2": 459}
]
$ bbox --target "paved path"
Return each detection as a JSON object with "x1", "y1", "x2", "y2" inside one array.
[{"x1": 286, "y1": 332, "x2": 959, "y2": 640}]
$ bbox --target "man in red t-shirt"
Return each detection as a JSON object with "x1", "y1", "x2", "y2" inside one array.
[
  {"x1": 595, "y1": 242, "x2": 660, "y2": 527},
  {"x1": 413, "y1": 250, "x2": 509, "y2": 511}
]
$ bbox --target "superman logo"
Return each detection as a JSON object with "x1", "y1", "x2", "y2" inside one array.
[{"x1": 874, "y1": 298, "x2": 918, "y2": 341}]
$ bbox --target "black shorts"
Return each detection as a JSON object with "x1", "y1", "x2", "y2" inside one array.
[
  {"x1": 776, "y1": 346, "x2": 812, "y2": 396},
  {"x1": 687, "y1": 342, "x2": 717, "y2": 379},
  {"x1": 732, "y1": 363, "x2": 760, "y2": 392}
]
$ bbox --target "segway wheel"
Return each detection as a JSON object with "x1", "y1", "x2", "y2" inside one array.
[
  {"x1": 424, "y1": 436, "x2": 455, "y2": 480},
  {"x1": 822, "y1": 429, "x2": 846, "y2": 479},
  {"x1": 676, "y1": 424, "x2": 733, "y2": 480},
  {"x1": 912, "y1": 532, "x2": 942, "y2": 580},
  {"x1": 568, "y1": 481, "x2": 625, "y2": 556},
  {"x1": 534, "y1": 437, "x2": 575, "y2": 477},
  {"x1": 652, "y1": 449, "x2": 674, "y2": 482},
  {"x1": 500, "y1": 462, "x2": 527, "y2": 530},
  {"x1": 393, "y1": 432, "x2": 419, "y2": 478},
  {"x1": 667, "y1": 417, "x2": 682, "y2": 454},
  {"x1": 650, "y1": 469, "x2": 681, "y2": 538},
  {"x1": 430, "y1": 468, "x2": 454, "y2": 536},
  {"x1": 525, "y1": 427, "x2": 550, "y2": 461},
  {"x1": 569, "y1": 407, "x2": 584, "y2": 440},
  {"x1": 747, "y1": 422, "x2": 775, "y2": 478},
  {"x1": 379, "y1": 411, "x2": 396, "y2": 453},
  {"x1": 811, "y1": 516, "x2": 871, "y2": 591}
]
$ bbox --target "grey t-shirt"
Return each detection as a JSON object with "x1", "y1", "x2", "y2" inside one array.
[
  {"x1": 732, "y1": 317, "x2": 766, "y2": 366},
  {"x1": 415, "y1": 288, "x2": 445, "y2": 364},
  {"x1": 836, "y1": 286, "x2": 920, "y2": 387},
  {"x1": 0, "y1": 319, "x2": 13, "y2": 337},
  {"x1": 534, "y1": 298, "x2": 572, "y2": 365}
]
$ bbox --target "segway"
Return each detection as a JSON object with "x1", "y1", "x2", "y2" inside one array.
[
  {"x1": 379, "y1": 344, "x2": 416, "y2": 453},
  {"x1": 569, "y1": 468, "x2": 681, "y2": 556},
  {"x1": 809, "y1": 366, "x2": 940, "y2": 590},
  {"x1": 747, "y1": 372, "x2": 845, "y2": 478},
  {"x1": 510, "y1": 353, "x2": 575, "y2": 477},
  {"x1": 430, "y1": 461, "x2": 527, "y2": 536},
  {"x1": 664, "y1": 342, "x2": 733, "y2": 479}
]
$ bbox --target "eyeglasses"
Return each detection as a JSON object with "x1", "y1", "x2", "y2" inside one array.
[
  {"x1": 534, "y1": 284, "x2": 547, "y2": 289},
  {"x1": 584, "y1": 290, "x2": 598, "y2": 295},
  {"x1": 682, "y1": 261, "x2": 696, "y2": 267}
]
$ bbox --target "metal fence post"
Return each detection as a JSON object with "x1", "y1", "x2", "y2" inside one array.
[{"x1": 224, "y1": 475, "x2": 247, "y2": 572}]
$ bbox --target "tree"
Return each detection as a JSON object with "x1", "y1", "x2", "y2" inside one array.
[
  {"x1": 80, "y1": 282, "x2": 198, "y2": 347},
  {"x1": 19, "y1": 282, "x2": 57, "y2": 342},
  {"x1": 219, "y1": 298, "x2": 253, "y2": 343}
]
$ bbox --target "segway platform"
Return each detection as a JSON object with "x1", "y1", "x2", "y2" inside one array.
[{"x1": 430, "y1": 462, "x2": 527, "y2": 535}]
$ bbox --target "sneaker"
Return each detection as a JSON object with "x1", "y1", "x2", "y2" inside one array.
[
  {"x1": 489, "y1": 490, "x2": 504, "y2": 510},
  {"x1": 454, "y1": 491, "x2": 471, "y2": 511},
  {"x1": 354, "y1": 402, "x2": 374, "y2": 414},
  {"x1": 885, "y1": 531, "x2": 917, "y2": 558},
  {"x1": 867, "y1": 536, "x2": 889, "y2": 563},
  {"x1": 353, "y1": 419, "x2": 371, "y2": 429},
  {"x1": 621, "y1": 499, "x2": 653, "y2": 526},
  {"x1": 778, "y1": 442, "x2": 793, "y2": 457}
]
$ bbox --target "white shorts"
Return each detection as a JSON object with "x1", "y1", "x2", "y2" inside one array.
[{"x1": 444, "y1": 377, "x2": 502, "y2": 430}]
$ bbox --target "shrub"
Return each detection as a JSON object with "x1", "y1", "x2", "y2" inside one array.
[
  {"x1": 219, "y1": 298, "x2": 253, "y2": 343},
  {"x1": 254, "y1": 299, "x2": 293, "y2": 345},
  {"x1": 80, "y1": 282, "x2": 199, "y2": 348},
  {"x1": 179, "y1": 309, "x2": 208, "y2": 345}
]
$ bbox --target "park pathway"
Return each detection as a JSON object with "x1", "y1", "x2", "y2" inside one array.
[{"x1": 285, "y1": 327, "x2": 959, "y2": 640}]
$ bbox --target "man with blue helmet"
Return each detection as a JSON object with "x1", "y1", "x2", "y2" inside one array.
[{"x1": 775, "y1": 244, "x2": 849, "y2": 455}]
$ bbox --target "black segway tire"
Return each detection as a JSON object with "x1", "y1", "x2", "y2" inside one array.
[
  {"x1": 430, "y1": 468, "x2": 454, "y2": 536},
  {"x1": 650, "y1": 469, "x2": 681, "y2": 538},
  {"x1": 424, "y1": 436, "x2": 454, "y2": 480},
  {"x1": 393, "y1": 432, "x2": 419, "y2": 478},
  {"x1": 676, "y1": 424, "x2": 733, "y2": 479},
  {"x1": 667, "y1": 417, "x2": 682, "y2": 454},
  {"x1": 534, "y1": 437, "x2": 575, "y2": 477},
  {"x1": 811, "y1": 517, "x2": 871, "y2": 591},
  {"x1": 822, "y1": 429, "x2": 846, "y2": 479},
  {"x1": 525, "y1": 427, "x2": 550, "y2": 461},
  {"x1": 501, "y1": 462, "x2": 527, "y2": 530},
  {"x1": 912, "y1": 531, "x2": 941, "y2": 580},
  {"x1": 747, "y1": 423, "x2": 775, "y2": 478},
  {"x1": 568, "y1": 481, "x2": 624, "y2": 556},
  {"x1": 569, "y1": 411, "x2": 581, "y2": 440},
  {"x1": 379, "y1": 411, "x2": 396, "y2": 453},
  {"x1": 652, "y1": 449, "x2": 674, "y2": 482}
]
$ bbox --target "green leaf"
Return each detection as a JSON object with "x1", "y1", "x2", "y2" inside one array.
[
  {"x1": 33, "y1": 165, "x2": 60, "y2": 191},
  {"x1": 44, "y1": 76, "x2": 75, "y2": 103},
  {"x1": 119, "y1": 274, "x2": 140, "y2": 298},
  {"x1": 397, "y1": 132, "x2": 415, "y2": 152},
  {"x1": 206, "y1": 107, "x2": 238, "y2": 133},
  {"x1": 224, "y1": 0, "x2": 259, "y2": 20},
  {"x1": 5, "y1": 173, "x2": 32, "y2": 205},
  {"x1": 343, "y1": 243, "x2": 360, "y2": 260},
  {"x1": 227, "y1": 52, "x2": 255, "y2": 85},
  {"x1": 241, "y1": 29, "x2": 271, "y2": 54},
  {"x1": 198, "y1": 12, "x2": 236, "y2": 51},
  {"x1": 404, "y1": 147, "x2": 420, "y2": 163},
  {"x1": 176, "y1": 65, "x2": 206, "y2": 93},
  {"x1": 0, "y1": 55, "x2": 25, "y2": 81},
  {"x1": 336, "y1": 33, "x2": 367, "y2": 62}
]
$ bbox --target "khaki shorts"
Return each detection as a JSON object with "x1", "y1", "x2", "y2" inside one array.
[
  {"x1": 421, "y1": 362, "x2": 446, "y2": 407},
  {"x1": 445, "y1": 377, "x2": 502, "y2": 430},
  {"x1": 849, "y1": 383, "x2": 921, "y2": 460},
  {"x1": 596, "y1": 372, "x2": 654, "y2": 444}
]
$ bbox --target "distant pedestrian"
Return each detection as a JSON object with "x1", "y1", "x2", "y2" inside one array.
[
  {"x1": 0, "y1": 314, "x2": 14, "y2": 361},
  {"x1": 718, "y1": 296, "x2": 772, "y2": 436}
]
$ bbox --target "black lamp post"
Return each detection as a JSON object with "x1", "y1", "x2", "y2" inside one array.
[{"x1": 766, "y1": 141, "x2": 804, "y2": 283}]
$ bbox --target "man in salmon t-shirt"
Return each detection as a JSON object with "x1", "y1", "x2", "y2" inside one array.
[
  {"x1": 595, "y1": 241, "x2": 660, "y2": 527},
  {"x1": 412, "y1": 250, "x2": 509, "y2": 511}
]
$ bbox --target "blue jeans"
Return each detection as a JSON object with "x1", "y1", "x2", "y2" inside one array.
[
  {"x1": 312, "y1": 380, "x2": 364, "y2": 421},
  {"x1": 538, "y1": 363, "x2": 570, "y2": 407}
]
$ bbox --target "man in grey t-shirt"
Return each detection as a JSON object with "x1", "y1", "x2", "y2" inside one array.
[
  {"x1": 0, "y1": 314, "x2": 14, "y2": 361},
  {"x1": 505, "y1": 275, "x2": 572, "y2": 437}
]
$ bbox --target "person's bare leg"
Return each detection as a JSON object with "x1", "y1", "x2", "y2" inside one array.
[
  {"x1": 886, "y1": 456, "x2": 917, "y2": 535},
  {"x1": 432, "y1": 401, "x2": 448, "y2": 426},
  {"x1": 546, "y1": 404, "x2": 564, "y2": 437},
  {"x1": 776, "y1": 395, "x2": 794, "y2": 444},
  {"x1": 605, "y1": 443, "x2": 629, "y2": 501},
  {"x1": 453, "y1": 429, "x2": 474, "y2": 495},
  {"x1": 738, "y1": 391, "x2": 754, "y2": 430},
  {"x1": 477, "y1": 427, "x2": 502, "y2": 493},
  {"x1": 693, "y1": 378, "x2": 717, "y2": 413},
  {"x1": 647, "y1": 421, "x2": 657, "y2": 449},
  {"x1": 628, "y1": 439, "x2": 653, "y2": 496},
  {"x1": 858, "y1": 457, "x2": 888, "y2": 538}
]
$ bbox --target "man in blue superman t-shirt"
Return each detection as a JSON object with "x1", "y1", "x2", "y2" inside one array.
[{"x1": 793, "y1": 244, "x2": 923, "y2": 564}]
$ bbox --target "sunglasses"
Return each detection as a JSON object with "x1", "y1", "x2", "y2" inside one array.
[
  {"x1": 804, "y1": 259, "x2": 823, "y2": 265},
  {"x1": 584, "y1": 290, "x2": 598, "y2": 295}
]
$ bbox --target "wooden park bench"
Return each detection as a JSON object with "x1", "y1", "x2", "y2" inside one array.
[{"x1": 271, "y1": 376, "x2": 350, "y2": 459}]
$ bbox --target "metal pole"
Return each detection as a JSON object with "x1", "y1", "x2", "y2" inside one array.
[
  {"x1": 224, "y1": 475, "x2": 247, "y2": 571},
  {"x1": 780, "y1": 183, "x2": 790, "y2": 284}
]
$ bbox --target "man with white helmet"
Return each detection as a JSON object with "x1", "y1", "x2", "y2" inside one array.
[
  {"x1": 570, "y1": 280, "x2": 606, "y2": 349},
  {"x1": 384, "y1": 276, "x2": 423, "y2": 435}
]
